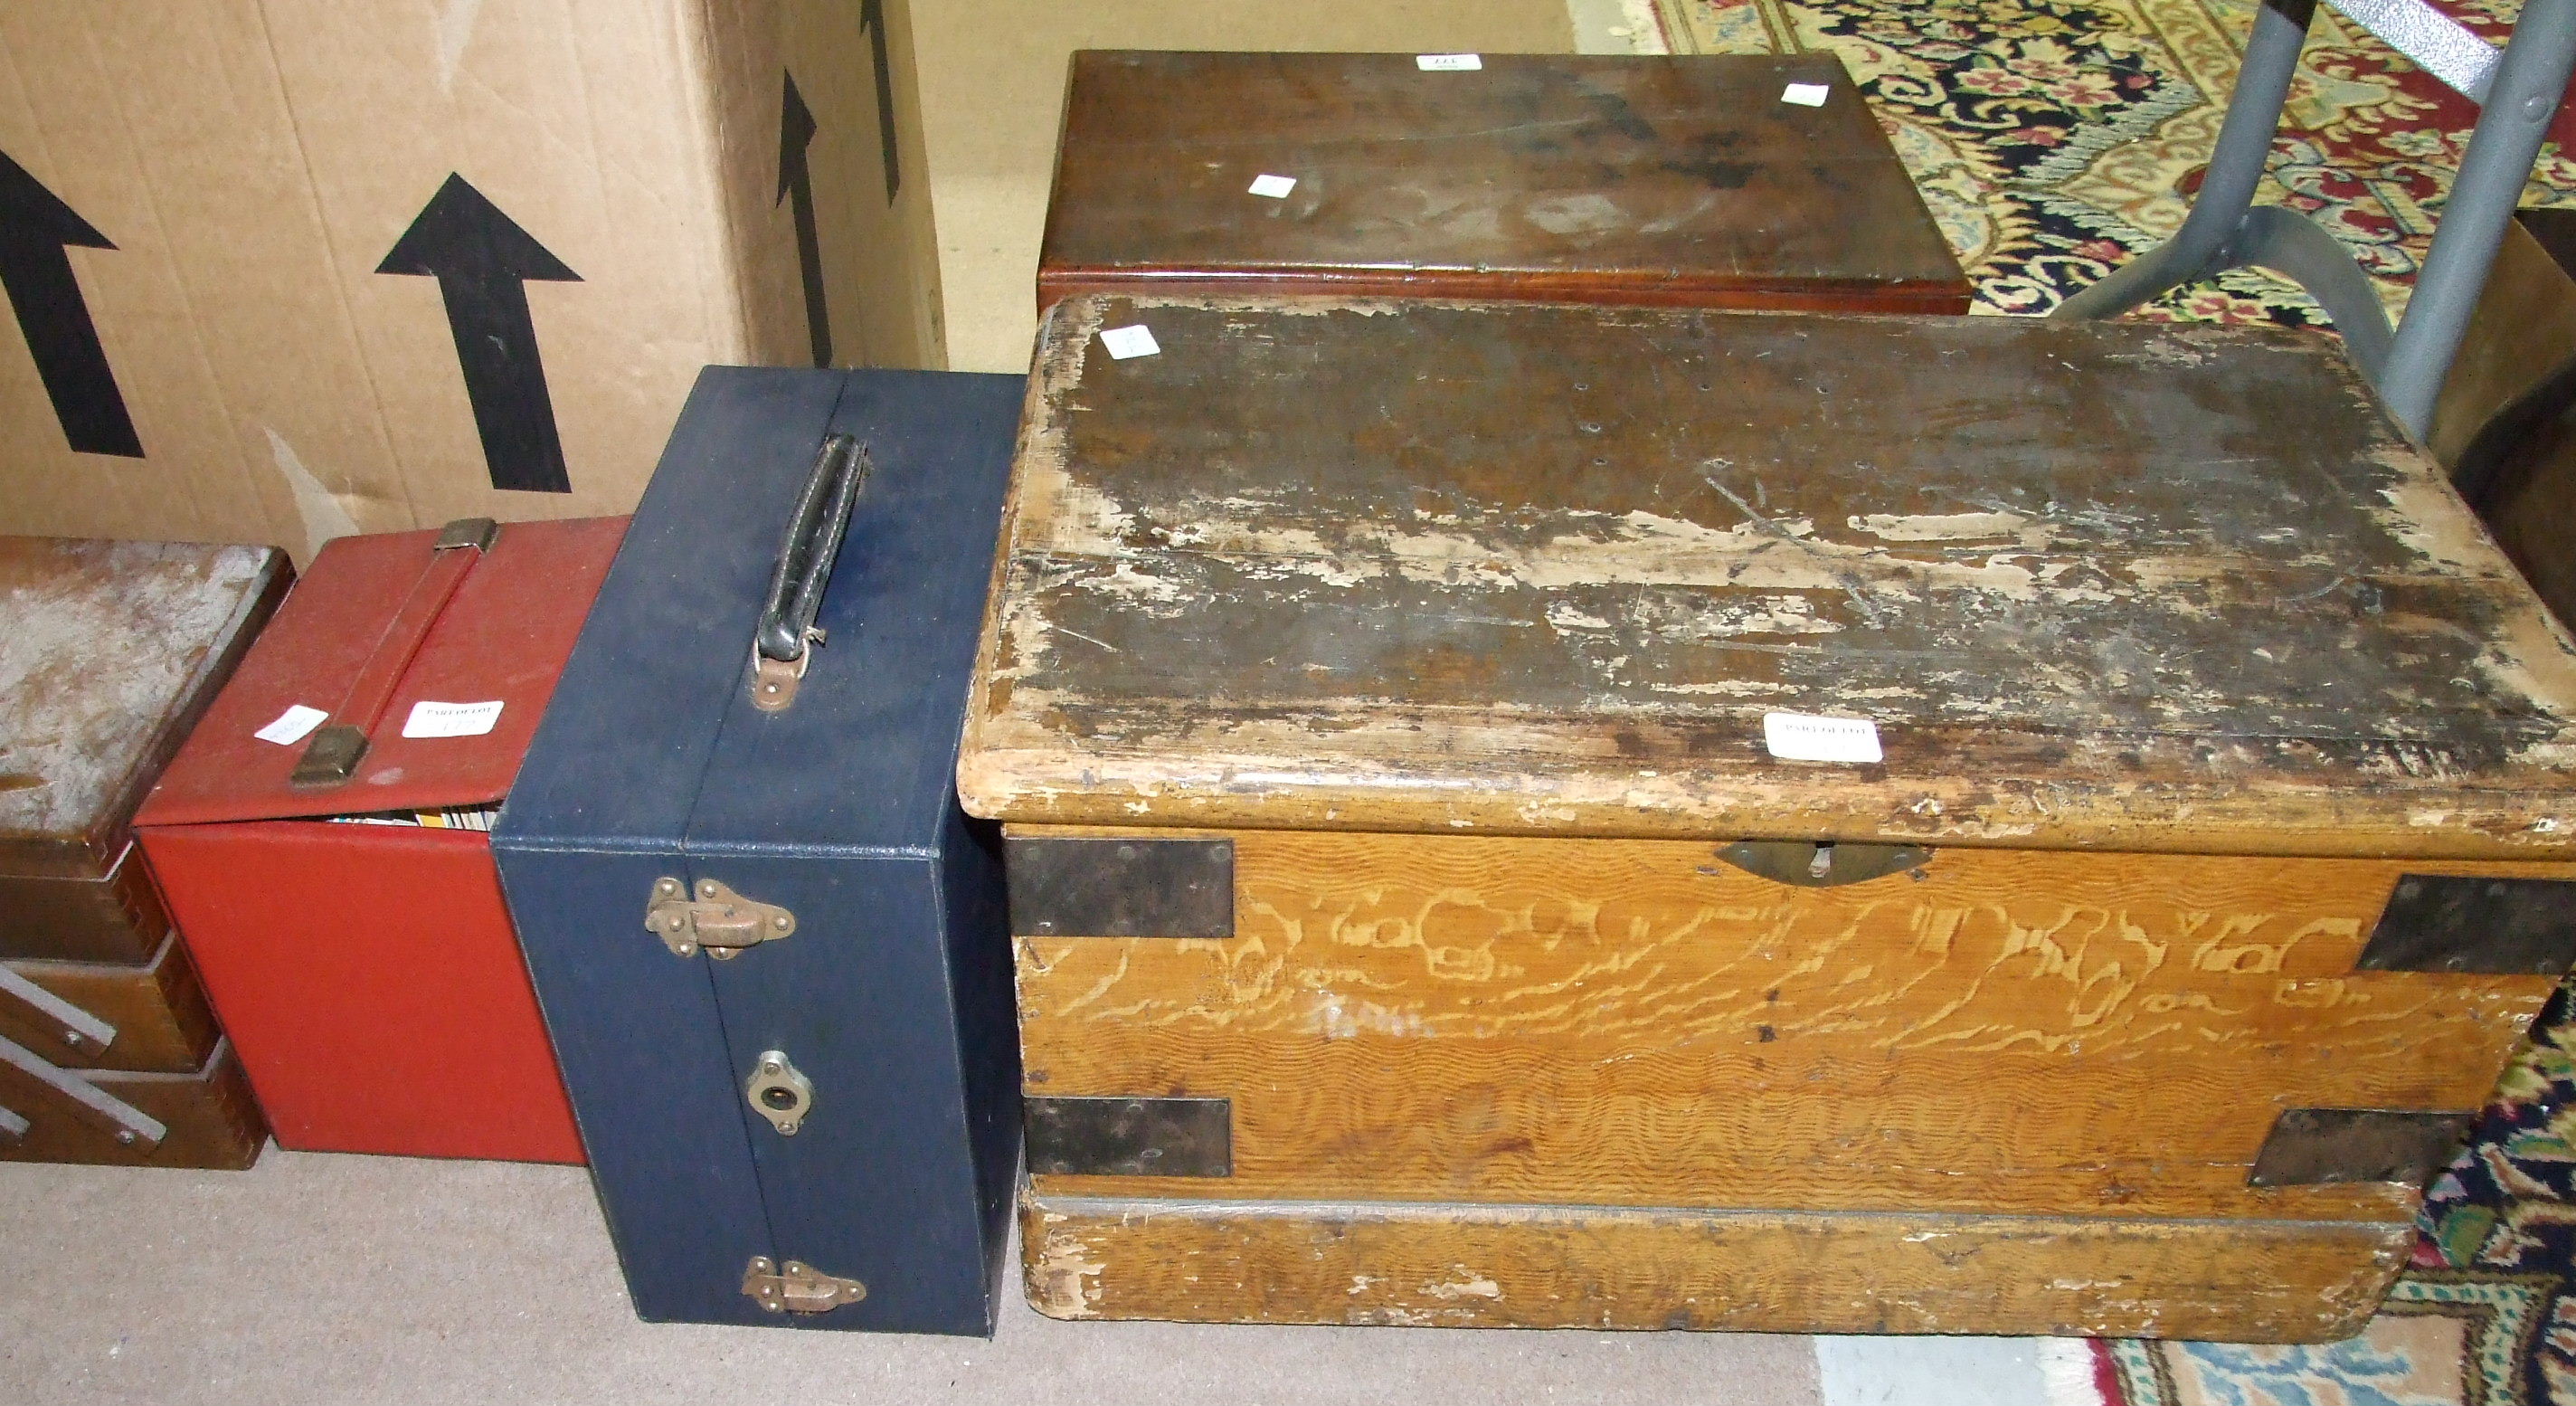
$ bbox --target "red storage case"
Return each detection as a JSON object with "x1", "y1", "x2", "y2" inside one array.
[{"x1": 134, "y1": 518, "x2": 624, "y2": 1164}]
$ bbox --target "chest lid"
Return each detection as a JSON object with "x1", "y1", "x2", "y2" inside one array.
[
  {"x1": 137, "y1": 517, "x2": 624, "y2": 827},
  {"x1": 958, "y1": 295, "x2": 2576, "y2": 859},
  {"x1": 1042, "y1": 51, "x2": 1965, "y2": 303},
  {"x1": 0, "y1": 538, "x2": 287, "y2": 879}
]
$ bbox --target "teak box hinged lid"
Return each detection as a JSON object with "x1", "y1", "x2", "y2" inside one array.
[
  {"x1": 958, "y1": 295, "x2": 2576, "y2": 860},
  {"x1": 0, "y1": 538, "x2": 287, "y2": 880},
  {"x1": 1040, "y1": 51, "x2": 1970, "y2": 313}
]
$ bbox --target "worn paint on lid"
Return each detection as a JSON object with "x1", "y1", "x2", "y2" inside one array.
[
  {"x1": 960, "y1": 295, "x2": 2576, "y2": 858},
  {"x1": 0, "y1": 538, "x2": 285, "y2": 877}
]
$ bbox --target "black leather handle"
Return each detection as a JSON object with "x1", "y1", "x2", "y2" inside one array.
[{"x1": 755, "y1": 435, "x2": 870, "y2": 664}]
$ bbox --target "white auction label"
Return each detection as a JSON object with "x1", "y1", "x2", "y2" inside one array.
[
  {"x1": 1781, "y1": 82, "x2": 1830, "y2": 107},
  {"x1": 1099, "y1": 324, "x2": 1161, "y2": 359},
  {"x1": 402, "y1": 699, "x2": 506, "y2": 739},
  {"x1": 254, "y1": 703, "x2": 328, "y2": 746},
  {"x1": 1416, "y1": 52, "x2": 1482, "y2": 71},
  {"x1": 1247, "y1": 173, "x2": 1297, "y2": 198},
  {"x1": 1763, "y1": 711, "x2": 1882, "y2": 764}
]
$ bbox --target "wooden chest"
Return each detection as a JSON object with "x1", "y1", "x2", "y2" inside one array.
[
  {"x1": 0, "y1": 537, "x2": 286, "y2": 1169},
  {"x1": 958, "y1": 295, "x2": 2576, "y2": 1341},
  {"x1": 1037, "y1": 52, "x2": 1972, "y2": 315}
]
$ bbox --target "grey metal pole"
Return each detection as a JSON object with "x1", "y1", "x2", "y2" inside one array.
[
  {"x1": 2382, "y1": 0, "x2": 2576, "y2": 438},
  {"x1": 2054, "y1": 0, "x2": 2319, "y2": 319}
]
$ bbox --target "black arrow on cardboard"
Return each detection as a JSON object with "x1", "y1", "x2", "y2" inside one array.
[
  {"x1": 780, "y1": 73, "x2": 831, "y2": 369},
  {"x1": 378, "y1": 174, "x2": 581, "y2": 493},
  {"x1": 0, "y1": 148, "x2": 142, "y2": 458},
  {"x1": 861, "y1": 0, "x2": 901, "y2": 202}
]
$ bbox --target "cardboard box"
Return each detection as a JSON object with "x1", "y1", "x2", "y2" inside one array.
[{"x1": 0, "y1": 0, "x2": 942, "y2": 561}]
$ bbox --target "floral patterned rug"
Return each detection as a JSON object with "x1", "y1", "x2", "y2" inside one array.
[
  {"x1": 1639, "y1": 2, "x2": 2576, "y2": 1398},
  {"x1": 1643, "y1": 0, "x2": 2576, "y2": 327}
]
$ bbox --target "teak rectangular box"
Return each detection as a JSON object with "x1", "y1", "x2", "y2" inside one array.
[
  {"x1": 1037, "y1": 52, "x2": 1971, "y2": 314},
  {"x1": 0, "y1": 0, "x2": 942, "y2": 563},
  {"x1": 495, "y1": 367, "x2": 1023, "y2": 1334},
  {"x1": 960, "y1": 295, "x2": 2576, "y2": 1341},
  {"x1": 136, "y1": 518, "x2": 622, "y2": 1164},
  {"x1": 0, "y1": 537, "x2": 285, "y2": 1169}
]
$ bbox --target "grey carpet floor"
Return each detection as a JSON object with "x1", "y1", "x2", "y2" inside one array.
[{"x1": 0, "y1": 1147, "x2": 1827, "y2": 1406}]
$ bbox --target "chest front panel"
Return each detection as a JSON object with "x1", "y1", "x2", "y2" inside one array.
[{"x1": 1014, "y1": 824, "x2": 2564, "y2": 1222}]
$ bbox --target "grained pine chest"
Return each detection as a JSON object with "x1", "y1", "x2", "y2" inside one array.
[{"x1": 961, "y1": 295, "x2": 2576, "y2": 1340}]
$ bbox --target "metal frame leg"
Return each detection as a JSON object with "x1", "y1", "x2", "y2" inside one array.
[
  {"x1": 2051, "y1": 0, "x2": 2322, "y2": 321},
  {"x1": 2227, "y1": 206, "x2": 2398, "y2": 373},
  {"x1": 2382, "y1": 0, "x2": 2576, "y2": 434},
  {"x1": 2055, "y1": 0, "x2": 2576, "y2": 442}
]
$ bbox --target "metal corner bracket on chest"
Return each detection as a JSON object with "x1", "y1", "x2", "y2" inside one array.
[{"x1": 2356, "y1": 875, "x2": 2576, "y2": 975}]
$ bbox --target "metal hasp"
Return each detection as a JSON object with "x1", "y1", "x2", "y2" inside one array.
[
  {"x1": 2052, "y1": 0, "x2": 2576, "y2": 439},
  {"x1": 1026, "y1": 1095, "x2": 1234, "y2": 1177},
  {"x1": 1709, "y1": 841, "x2": 1930, "y2": 888},
  {"x1": 745, "y1": 1050, "x2": 814, "y2": 1135},
  {"x1": 1005, "y1": 836, "x2": 1235, "y2": 937},
  {"x1": 2249, "y1": 1107, "x2": 2475, "y2": 1187},
  {"x1": 740, "y1": 1257, "x2": 866, "y2": 1315},
  {"x1": 2356, "y1": 875, "x2": 2576, "y2": 974},
  {"x1": 645, "y1": 878, "x2": 796, "y2": 959}
]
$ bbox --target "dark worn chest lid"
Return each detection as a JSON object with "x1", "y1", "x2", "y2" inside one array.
[
  {"x1": 958, "y1": 295, "x2": 2576, "y2": 860},
  {"x1": 1041, "y1": 51, "x2": 1967, "y2": 304},
  {"x1": 0, "y1": 537, "x2": 287, "y2": 878}
]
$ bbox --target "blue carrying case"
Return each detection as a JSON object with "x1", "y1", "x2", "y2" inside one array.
[{"x1": 493, "y1": 366, "x2": 1023, "y2": 1335}]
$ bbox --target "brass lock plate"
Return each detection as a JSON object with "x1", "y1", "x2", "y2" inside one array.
[
  {"x1": 746, "y1": 1050, "x2": 813, "y2": 1135},
  {"x1": 645, "y1": 878, "x2": 796, "y2": 959},
  {"x1": 741, "y1": 1256, "x2": 866, "y2": 1314},
  {"x1": 1707, "y1": 841, "x2": 1930, "y2": 888}
]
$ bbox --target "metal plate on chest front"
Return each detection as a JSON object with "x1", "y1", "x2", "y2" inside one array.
[{"x1": 961, "y1": 295, "x2": 2576, "y2": 1341}]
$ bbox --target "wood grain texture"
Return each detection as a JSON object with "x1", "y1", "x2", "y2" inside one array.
[
  {"x1": 1020, "y1": 1190, "x2": 2412, "y2": 1340},
  {"x1": 0, "y1": 1038, "x2": 264, "y2": 1170},
  {"x1": 1040, "y1": 52, "x2": 1970, "y2": 315},
  {"x1": 1017, "y1": 826, "x2": 2562, "y2": 1221},
  {"x1": 960, "y1": 297, "x2": 2576, "y2": 859},
  {"x1": 4, "y1": 929, "x2": 222, "y2": 1073},
  {"x1": 0, "y1": 839, "x2": 172, "y2": 963},
  {"x1": 0, "y1": 539, "x2": 288, "y2": 877}
]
